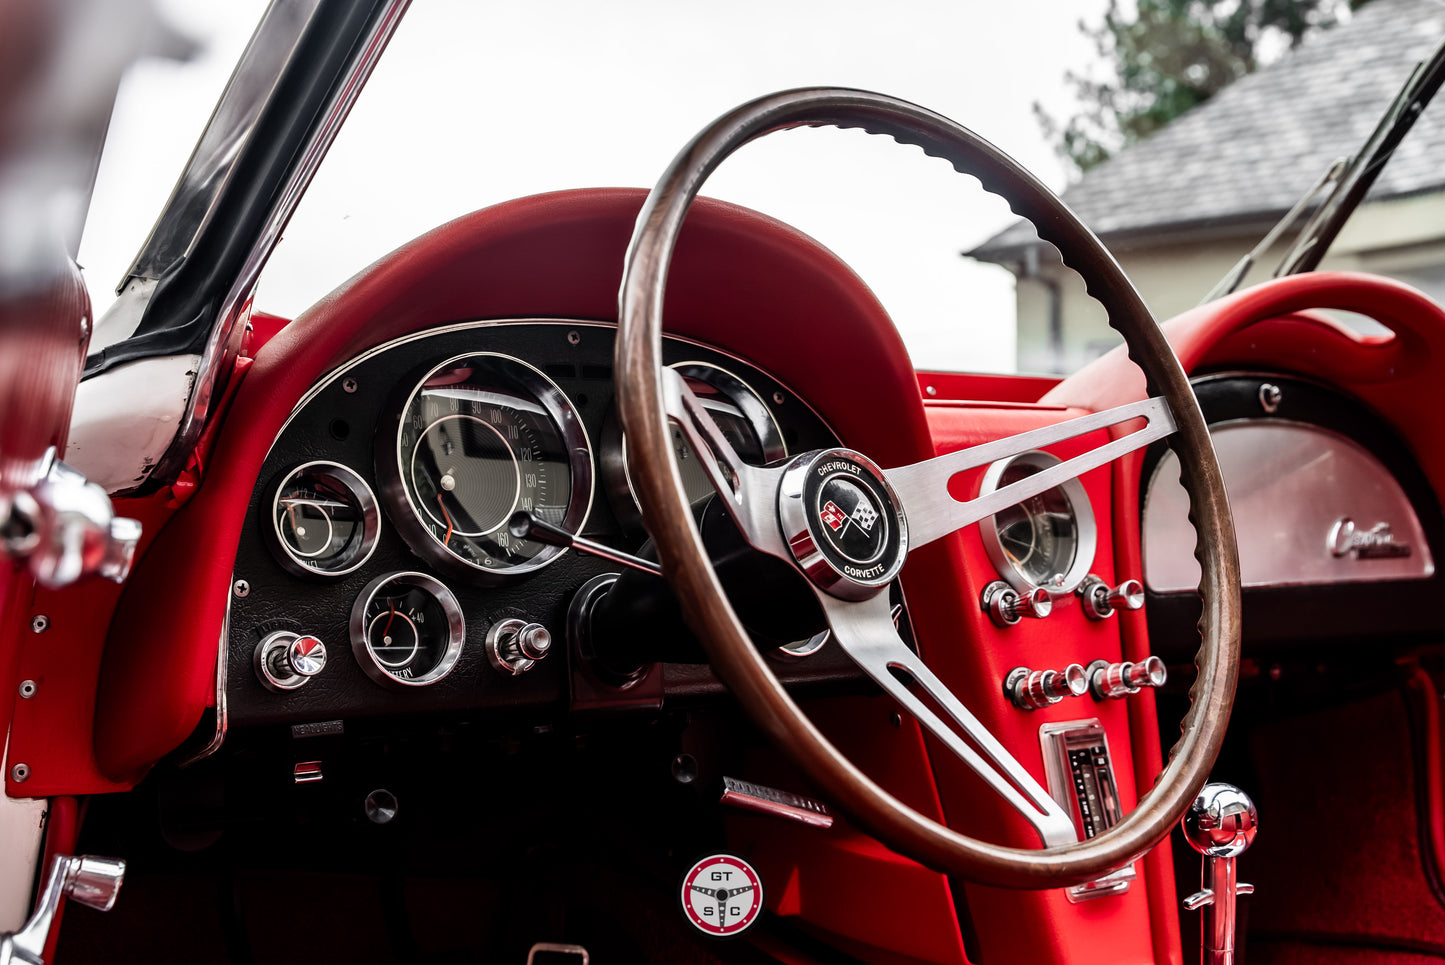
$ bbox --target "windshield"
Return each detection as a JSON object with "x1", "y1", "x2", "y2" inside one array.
[
  {"x1": 80, "y1": 0, "x2": 1109, "y2": 376},
  {"x1": 80, "y1": 1, "x2": 1443, "y2": 379}
]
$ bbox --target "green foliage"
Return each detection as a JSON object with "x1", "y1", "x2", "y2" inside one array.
[{"x1": 1040, "y1": 0, "x2": 1373, "y2": 174}]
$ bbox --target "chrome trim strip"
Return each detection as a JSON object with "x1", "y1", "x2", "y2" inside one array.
[
  {"x1": 177, "y1": 597, "x2": 230, "y2": 767},
  {"x1": 123, "y1": 0, "x2": 322, "y2": 285}
]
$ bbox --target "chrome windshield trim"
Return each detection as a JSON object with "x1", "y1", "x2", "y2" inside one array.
[
  {"x1": 143, "y1": 0, "x2": 412, "y2": 491},
  {"x1": 122, "y1": 0, "x2": 324, "y2": 288}
]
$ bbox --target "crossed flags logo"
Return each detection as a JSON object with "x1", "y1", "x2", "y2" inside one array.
[
  {"x1": 851, "y1": 501, "x2": 878, "y2": 532},
  {"x1": 820, "y1": 498, "x2": 879, "y2": 534}
]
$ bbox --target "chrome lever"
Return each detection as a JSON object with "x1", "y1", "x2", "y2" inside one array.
[
  {"x1": 1181, "y1": 784, "x2": 1257, "y2": 965},
  {"x1": 1, "y1": 854, "x2": 125, "y2": 965},
  {"x1": 509, "y1": 510, "x2": 661, "y2": 576}
]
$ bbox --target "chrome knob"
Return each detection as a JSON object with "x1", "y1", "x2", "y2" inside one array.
[
  {"x1": 4, "y1": 854, "x2": 125, "y2": 965},
  {"x1": 254, "y1": 631, "x2": 327, "y2": 692},
  {"x1": 982, "y1": 581, "x2": 1052, "y2": 628},
  {"x1": 1087, "y1": 655, "x2": 1167, "y2": 700},
  {"x1": 1182, "y1": 784, "x2": 1257, "y2": 965},
  {"x1": 1183, "y1": 783, "x2": 1258, "y2": 859},
  {"x1": 63, "y1": 856, "x2": 127, "y2": 912},
  {"x1": 1004, "y1": 664, "x2": 1088, "y2": 711},
  {"x1": 487, "y1": 618, "x2": 552, "y2": 675},
  {"x1": 1079, "y1": 575, "x2": 1145, "y2": 620}
]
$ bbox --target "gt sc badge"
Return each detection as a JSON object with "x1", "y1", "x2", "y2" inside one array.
[{"x1": 679, "y1": 854, "x2": 764, "y2": 938}]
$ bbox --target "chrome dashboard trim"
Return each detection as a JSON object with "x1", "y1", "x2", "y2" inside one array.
[{"x1": 177, "y1": 597, "x2": 230, "y2": 768}]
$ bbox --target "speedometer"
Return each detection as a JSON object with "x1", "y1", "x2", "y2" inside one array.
[
  {"x1": 380, "y1": 353, "x2": 593, "y2": 579},
  {"x1": 978, "y1": 450, "x2": 1096, "y2": 595}
]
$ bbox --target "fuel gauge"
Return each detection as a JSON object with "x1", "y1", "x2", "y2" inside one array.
[
  {"x1": 350, "y1": 572, "x2": 465, "y2": 689},
  {"x1": 267, "y1": 462, "x2": 380, "y2": 578}
]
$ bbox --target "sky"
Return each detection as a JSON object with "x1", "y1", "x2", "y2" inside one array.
[{"x1": 79, "y1": 0, "x2": 1112, "y2": 373}]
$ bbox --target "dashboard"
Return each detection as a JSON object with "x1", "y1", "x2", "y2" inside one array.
[{"x1": 226, "y1": 320, "x2": 860, "y2": 727}]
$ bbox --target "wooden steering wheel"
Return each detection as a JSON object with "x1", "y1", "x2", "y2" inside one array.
[{"x1": 614, "y1": 88, "x2": 1241, "y2": 888}]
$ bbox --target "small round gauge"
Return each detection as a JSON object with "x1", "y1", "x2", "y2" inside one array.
[
  {"x1": 265, "y1": 461, "x2": 380, "y2": 578},
  {"x1": 978, "y1": 450, "x2": 1096, "y2": 595},
  {"x1": 349, "y1": 572, "x2": 465, "y2": 688},
  {"x1": 382, "y1": 353, "x2": 593, "y2": 579},
  {"x1": 606, "y1": 362, "x2": 787, "y2": 527}
]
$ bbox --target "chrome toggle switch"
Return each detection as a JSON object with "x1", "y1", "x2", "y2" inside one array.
[
  {"x1": 1078, "y1": 575, "x2": 1144, "y2": 620},
  {"x1": 1182, "y1": 783, "x2": 1257, "y2": 965},
  {"x1": 254, "y1": 631, "x2": 327, "y2": 692},
  {"x1": 1, "y1": 854, "x2": 125, "y2": 965},
  {"x1": 1086, "y1": 655, "x2": 1167, "y2": 700},
  {"x1": 982, "y1": 580, "x2": 1053, "y2": 628},
  {"x1": 1004, "y1": 664, "x2": 1088, "y2": 711},
  {"x1": 487, "y1": 618, "x2": 552, "y2": 675}
]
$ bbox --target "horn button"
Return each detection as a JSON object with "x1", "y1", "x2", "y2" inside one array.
[{"x1": 779, "y1": 449, "x2": 909, "y2": 600}]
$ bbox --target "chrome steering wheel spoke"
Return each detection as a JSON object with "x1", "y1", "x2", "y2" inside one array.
[
  {"x1": 885, "y1": 396, "x2": 1177, "y2": 550},
  {"x1": 818, "y1": 591, "x2": 1078, "y2": 848},
  {"x1": 661, "y1": 366, "x2": 789, "y2": 557}
]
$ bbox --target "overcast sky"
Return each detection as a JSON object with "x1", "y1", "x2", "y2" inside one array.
[{"x1": 80, "y1": 0, "x2": 1111, "y2": 373}]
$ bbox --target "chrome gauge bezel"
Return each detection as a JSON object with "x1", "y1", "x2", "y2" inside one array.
[
  {"x1": 978, "y1": 449, "x2": 1097, "y2": 596},
  {"x1": 265, "y1": 460, "x2": 381, "y2": 579},
  {"x1": 380, "y1": 351, "x2": 594, "y2": 581},
  {"x1": 349, "y1": 571, "x2": 466, "y2": 689}
]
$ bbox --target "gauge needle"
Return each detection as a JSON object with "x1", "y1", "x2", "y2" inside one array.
[
  {"x1": 384, "y1": 601, "x2": 396, "y2": 643},
  {"x1": 437, "y1": 493, "x2": 454, "y2": 545}
]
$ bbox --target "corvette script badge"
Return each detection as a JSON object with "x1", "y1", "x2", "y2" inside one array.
[{"x1": 679, "y1": 854, "x2": 764, "y2": 937}]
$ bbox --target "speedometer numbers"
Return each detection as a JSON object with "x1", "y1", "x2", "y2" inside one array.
[
  {"x1": 382, "y1": 353, "x2": 593, "y2": 580},
  {"x1": 979, "y1": 450, "x2": 1097, "y2": 596}
]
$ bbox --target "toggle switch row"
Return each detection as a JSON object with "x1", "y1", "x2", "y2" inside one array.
[
  {"x1": 1004, "y1": 655, "x2": 1168, "y2": 710},
  {"x1": 982, "y1": 576, "x2": 1143, "y2": 629}
]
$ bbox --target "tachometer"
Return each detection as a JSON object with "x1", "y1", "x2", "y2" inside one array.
[
  {"x1": 605, "y1": 361, "x2": 785, "y2": 531},
  {"x1": 381, "y1": 353, "x2": 593, "y2": 579},
  {"x1": 978, "y1": 450, "x2": 1096, "y2": 595}
]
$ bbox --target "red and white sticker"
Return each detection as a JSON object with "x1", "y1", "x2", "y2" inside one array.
[
  {"x1": 679, "y1": 854, "x2": 763, "y2": 937},
  {"x1": 819, "y1": 500, "x2": 848, "y2": 532}
]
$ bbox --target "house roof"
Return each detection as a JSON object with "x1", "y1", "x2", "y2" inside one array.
[{"x1": 971, "y1": 0, "x2": 1445, "y2": 262}]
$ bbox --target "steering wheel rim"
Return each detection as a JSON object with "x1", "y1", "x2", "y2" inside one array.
[{"x1": 615, "y1": 87, "x2": 1241, "y2": 888}]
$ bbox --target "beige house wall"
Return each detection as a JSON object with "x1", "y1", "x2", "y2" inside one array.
[{"x1": 1010, "y1": 192, "x2": 1445, "y2": 375}]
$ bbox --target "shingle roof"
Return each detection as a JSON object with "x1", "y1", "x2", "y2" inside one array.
[{"x1": 971, "y1": 0, "x2": 1445, "y2": 261}]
